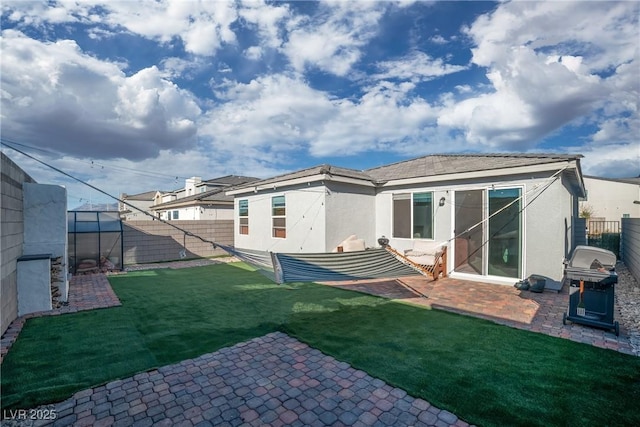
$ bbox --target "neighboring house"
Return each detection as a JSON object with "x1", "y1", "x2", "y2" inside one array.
[
  {"x1": 74, "y1": 202, "x2": 119, "y2": 212},
  {"x1": 227, "y1": 154, "x2": 586, "y2": 286},
  {"x1": 119, "y1": 190, "x2": 162, "y2": 220},
  {"x1": 151, "y1": 175, "x2": 259, "y2": 221},
  {"x1": 580, "y1": 175, "x2": 640, "y2": 223}
]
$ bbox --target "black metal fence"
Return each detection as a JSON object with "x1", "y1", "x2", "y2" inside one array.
[{"x1": 587, "y1": 220, "x2": 621, "y2": 258}]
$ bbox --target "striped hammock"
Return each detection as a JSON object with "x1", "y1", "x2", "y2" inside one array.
[{"x1": 217, "y1": 244, "x2": 422, "y2": 284}]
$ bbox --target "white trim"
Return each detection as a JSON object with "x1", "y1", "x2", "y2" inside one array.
[
  {"x1": 450, "y1": 184, "x2": 526, "y2": 280},
  {"x1": 390, "y1": 191, "x2": 436, "y2": 240},
  {"x1": 449, "y1": 271, "x2": 518, "y2": 286}
]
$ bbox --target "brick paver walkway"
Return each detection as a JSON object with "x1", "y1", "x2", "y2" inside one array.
[
  {"x1": 26, "y1": 332, "x2": 470, "y2": 427},
  {"x1": 323, "y1": 276, "x2": 636, "y2": 356}
]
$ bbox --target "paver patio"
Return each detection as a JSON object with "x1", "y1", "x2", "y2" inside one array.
[
  {"x1": 322, "y1": 275, "x2": 636, "y2": 355},
  {"x1": 21, "y1": 332, "x2": 470, "y2": 427}
]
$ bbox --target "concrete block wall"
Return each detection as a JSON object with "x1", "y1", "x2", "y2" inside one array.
[
  {"x1": 1, "y1": 152, "x2": 36, "y2": 335},
  {"x1": 123, "y1": 220, "x2": 233, "y2": 265},
  {"x1": 621, "y1": 218, "x2": 640, "y2": 282}
]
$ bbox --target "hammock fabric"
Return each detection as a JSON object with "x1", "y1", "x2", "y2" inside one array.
[
  {"x1": 217, "y1": 245, "x2": 278, "y2": 283},
  {"x1": 217, "y1": 244, "x2": 422, "y2": 284}
]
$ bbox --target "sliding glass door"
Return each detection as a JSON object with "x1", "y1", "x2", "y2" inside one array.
[
  {"x1": 454, "y1": 187, "x2": 522, "y2": 279},
  {"x1": 454, "y1": 190, "x2": 484, "y2": 275},
  {"x1": 488, "y1": 188, "x2": 522, "y2": 278}
]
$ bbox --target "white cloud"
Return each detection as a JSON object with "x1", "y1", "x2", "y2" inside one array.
[
  {"x1": 439, "y1": 1, "x2": 639, "y2": 150},
  {"x1": 244, "y1": 46, "x2": 263, "y2": 60},
  {"x1": 200, "y1": 74, "x2": 335, "y2": 153},
  {"x1": 438, "y1": 46, "x2": 606, "y2": 148},
  {"x1": 1, "y1": 0, "x2": 89, "y2": 26},
  {"x1": 373, "y1": 51, "x2": 467, "y2": 83},
  {"x1": 580, "y1": 143, "x2": 640, "y2": 178},
  {"x1": 1, "y1": 30, "x2": 201, "y2": 160},
  {"x1": 3, "y1": 0, "x2": 240, "y2": 56},
  {"x1": 199, "y1": 74, "x2": 441, "y2": 159},
  {"x1": 282, "y1": 1, "x2": 387, "y2": 76},
  {"x1": 429, "y1": 34, "x2": 447, "y2": 45},
  {"x1": 238, "y1": 0, "x2": 291, "y2": 49},
  {"x1": 309, "y1": 80, "x2": 440, "y2": 156},
  {"x1": 100, "y1": 1, "x2": 238, "y2": 56}
]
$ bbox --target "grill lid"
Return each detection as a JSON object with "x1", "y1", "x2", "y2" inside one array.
[{"x1": 568, "y1": 245, "x2": 616, "y2": 270}]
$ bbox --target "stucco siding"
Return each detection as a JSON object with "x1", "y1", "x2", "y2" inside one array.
[
  {"x1": 524, "y1": 175, "x2": 575, "y2": 283},
  {"x1": 200, "y1": 208, "x2": 234, "y2": 220},
  {"x1": 324, "y1": 182, "x2": 376, "y2": 250},
  {"x1": 581, "y1": 177, "x2": 640, "y2": 222},
  {"x1": 373, "y1": 172, "x2": 573, "y2": 283},
  {"x1": 234, "y1": 183, "x2": 327, "y2": 253},
  {"x1": 375, "y1": 184, "x2": 450, "y2": 255}
]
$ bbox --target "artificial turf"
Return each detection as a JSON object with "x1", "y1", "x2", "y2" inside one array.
[{"x1": 1, "y1": 263, "x2": 639, "y2": 426}]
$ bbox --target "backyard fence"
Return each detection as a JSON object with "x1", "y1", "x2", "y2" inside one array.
[
  {"x1": 122, "y1": 220, "x2": 233, "y2": 265},
  {"x1": 621, "y1": 218, "x2": 640, "y2": 283},
  {"x1": 1, "y1": 153, "x2": 36, "y2": 335},
  {"x1": 587, "y1": 220, "x2": 621, "y2": 258}
]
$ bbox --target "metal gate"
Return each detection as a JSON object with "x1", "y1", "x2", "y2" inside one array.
[{"x1": 587, "y1": 220, "x2": 621, "y2": 258}]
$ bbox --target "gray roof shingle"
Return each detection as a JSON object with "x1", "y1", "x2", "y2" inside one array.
[
  {"x1": 122, "y1": 190, "x2": 158, "y2": 200},
  {"x1": 231, "y1": 164, "x2": 374, "y2": 190},
  {"x1": 365, "y1": 153, "x2": 582, "y2": 182},
  {"x1": 229, "y1": 153, "x2": 583, "y2": 193}
]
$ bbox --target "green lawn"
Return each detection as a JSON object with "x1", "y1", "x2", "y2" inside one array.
[{"x1": 2, "y1": 263, "x2": 639, "y2": 426}]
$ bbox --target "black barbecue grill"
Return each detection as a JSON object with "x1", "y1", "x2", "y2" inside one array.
[{"x1": 562, "y1": 245, "x2": 619, "y2": 336}]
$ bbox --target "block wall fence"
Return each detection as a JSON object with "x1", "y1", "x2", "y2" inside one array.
[
  {"x1": 1, "y1": 153, "x2": 36, "y2": 335},
  {"x1": 122, "y1": 220, "x2": 233, "y2": 265},
  {"x1": 621, "y1": 218, "x2": 640, "y2": 283}
]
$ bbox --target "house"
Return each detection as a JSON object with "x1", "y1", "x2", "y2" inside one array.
[
  {"x1": 150, "y1": 175, "x2": 259, "y2": 221},
  {"x1": 227, "y1": 154, "x2": 586, "y2": 286},
  {"x1": 580, "y1": 175, "x2": 640, "y2": 223},
  {"x1": 119, "y1": 190, "x2": 161, "y2": 220}
]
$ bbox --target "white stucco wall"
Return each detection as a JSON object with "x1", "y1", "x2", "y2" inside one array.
[
  {"x1": 581, "y1": 177, "x2": 640, "y2": 222},
  {"x1": 522, "y1": 174, "x2": 575, "y2": 284},
  {"x1": 375, "y1": 184, "x2": 450, "y2": 254},
  {"x1": 17, "y1": 255, "x2": 52, "y2": 315},
  {"x1": 324, "y1": 182, "x2": 376, "y2": 250},
  {"x1": 23, "y1": 183, "x2": 69, "y2": 300},
  {"x1": 158, "y1": 205, "x2": 234, "y2": 221},
  {"x1": 375, "y1": 172, "x2": 575, "y2": 284},
  {"x1": 201, "y1": 206, "x2": 234, "y2": 220},
  {"x1": 121, "y1": 199, "x2": 155, "y2": 220},
  {"x1": 234, "y1": 183, "x2": 327, "y2": 253},
  {"x1": 232, "y1": 168, "x2": 580, "y2": 285}
]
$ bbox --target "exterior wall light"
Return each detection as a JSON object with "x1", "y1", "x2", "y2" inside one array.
[{"x1": 439, "y1": 197, "x2": 446, "y2": 207}]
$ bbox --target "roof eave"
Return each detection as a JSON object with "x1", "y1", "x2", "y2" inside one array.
[
  {"x1": 150, "y1": 200, "x2": 233, "y2": 210},
  {"x1": 378, "y1": 161, "x2": 581, "y2": 188},
  {"x1": 226, "y1": 173, "x2": 375, "y2": 195}
]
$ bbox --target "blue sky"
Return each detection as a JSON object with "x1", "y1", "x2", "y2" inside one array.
[{"x1": 1, "y1": 0, "x2": 638, "y2": 207}]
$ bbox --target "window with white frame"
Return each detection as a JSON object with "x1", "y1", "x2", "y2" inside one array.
[
  {"x1": 172, "y1": 210, "x2": 179, "y2": 220},
  {"x1": 272, "y1": 195, "x2": 286, "y2": 238},
  {"x1": 392, "y1": 192, "x2": 434, "y2": 239},
  {"x1": 239, "y1": 199, "x2": 249, "y2": 235}
]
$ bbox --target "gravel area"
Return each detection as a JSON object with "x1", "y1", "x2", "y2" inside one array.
[{"x1": 614, "y1": 262, "x2": 640, "y2": 355}]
